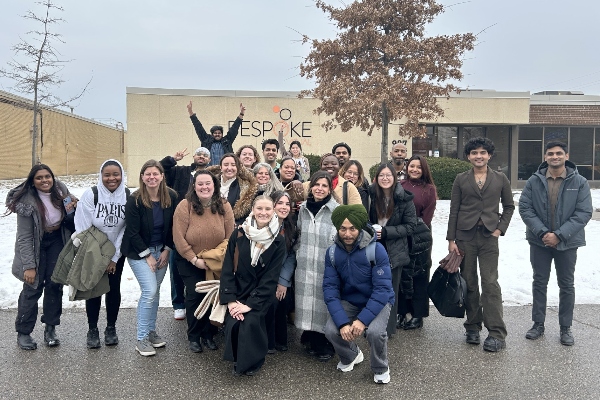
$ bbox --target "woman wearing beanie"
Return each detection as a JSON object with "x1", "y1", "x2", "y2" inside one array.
[
  {"x1": 74, "y1": 159, "x2": 129, "y2": 348},
  {"x1": 295, "y1": 171, "x2": 339, "y2": 361},
  {"x1": 369, "y1": 162, "x2": 417, "y2": 336}
]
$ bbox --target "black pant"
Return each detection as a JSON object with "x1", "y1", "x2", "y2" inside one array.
[
  {"x1": 15, "y1": 230, "x2": 64, "y2": 335},
  {"x1": 531, "y1": 245, "x2": 577, "y2": 327},
  {"x1": 175, "y1": 252, "x2": 217, "y2": 342},
  {"x1": 85, "y1": 256, "x2": 125, "y2": 329},
  {"x1": 399, "y1": 251, "x2": 431, "y2": 318},
  {"x1": 265, "y1": 289, "x2": 293, "y2": 349}
]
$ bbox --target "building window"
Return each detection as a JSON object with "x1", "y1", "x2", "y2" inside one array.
[
  {"x1": 486, "y1": 126, "x2": 510, "y2": 177},
  {"x1": 595, "y1": 129, "x2": 600, "y2": 180},
  {"x1": 569, "y1": 127, "x2": 593, "y2": 180},
  {"x1": 518, "y1": 127, "x2": 543, "y2": 180},
  {"x1": 544, "y1": 127, "x2": 568, "y2": 146},
  {"x1": 433, "y1": 126, "x2": 458, "y2": 158}
]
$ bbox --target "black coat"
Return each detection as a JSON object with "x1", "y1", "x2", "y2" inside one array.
[
  {"x1": 220, "y1": 228, "x2": 286, "y2": 373},
  {"x1": 190, "y1": 114, "x2": 242, "y2": 155},
  {"x1": 122, "y1": 189, "x2": 178, "y2": 260},
  {"x1": 160, "y1": 156, "x2": 195, "y2": 206},
  {"x1": 369, "y1": 184, "x2": 417, "y2": 295}
]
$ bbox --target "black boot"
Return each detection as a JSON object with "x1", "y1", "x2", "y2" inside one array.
[
  {"x1": 104, "y1": 326, "x2": 119, "y2": 346},
  {"x1": 17, "y1": 333, "x2": 37, "y2": 350},
  {"x1": 87, "y1": 327, "x2": 101, "y2": 349},
  {"x1": 403, "y1": 317, "x2": 423, "y2": 330},
  {"x1": 44, "y1": 325, "x2": 60, "y2": 347}
]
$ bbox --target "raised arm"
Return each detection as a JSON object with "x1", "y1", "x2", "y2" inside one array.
[
  {"x1": 223, "y1": 103, "x2": 245, "y2": 144},
  {"x1": 188, "y1": 101, "x2": 210, "y2": 144}
]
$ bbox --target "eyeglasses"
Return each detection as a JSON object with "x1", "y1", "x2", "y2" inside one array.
[
  {"x1": 378, "y1": 174, "x2": 393, "y2": 179},
  {"x1": 344, "y1": 171, "x2": 359, "y2": 177}
]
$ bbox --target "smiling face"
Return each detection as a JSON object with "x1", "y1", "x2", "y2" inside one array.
[
  {"x1": 212, "y1": 129, "x2": 223, "y2": 141},
  {"x1": 407, "y1": 159, "x2": 423, "y2": 180},
  {"x1": 377, "y1": 167, "x2": 394, "y2": 190},
  {"x1": 274, "y1": 195, "x2": 291, "y2": 220},
  {"x1": 194, "y1": 174, "x2": 215, "y2": 202},
  {"x1": 193, "y1": 152, "x2": 210, "y2": 167},
  {"x1": 334, "y1": 147, "x2": 349, "y2": 166},
  {"x1": 279, "y1": 159, "x2": 297, "y2": 182},
  {"x1": 343, "y1": 164, "x2": 359, "y2": 185},
  {"x1": 290, "y1": 144, "x2": 301, "y2": 157},
  {"x1": 253, "y1": 198, "x2": 275, "y2": 228},
  {"x1": 142, "y1": 166, "x2": 163, "y2": 189},
  {"x1": 545, "y1": 146, "x2": 568, "y2": 169},
  {"x1": 467, "y1": 147, "x2": 491, "y2": 169},
  {"x1": 239, "y1": 148, "x2": 256, "y2": 168},
  {"x1": 311, "y1": 178, "x2": 331, "y2": 201},
  {"x1": 255, "y1": 167, "x2": 271, "y2": 185},
  {"x1": 33, "y1": 169, "x2": 53, "y2": 193},
  {"x1": 221, "y1": 156, "x2": 238, "y2": 180},
  {"x1": 263, "y1": 144, "x2": 278, "y2": 163},
  {"x1": 321, "y1": 155, "x2": 340, "y2": 178},
  {"x1": 101, "y1": 165, "x2": 122, "y2": 192}
]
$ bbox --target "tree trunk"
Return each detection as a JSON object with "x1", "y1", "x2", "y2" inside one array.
[
  {"x1": 32, "y1": 102, "x2": 39, "y2": 166},
  {"x1": 380, "y1": 101, "x2": 389, "y2": 163}
]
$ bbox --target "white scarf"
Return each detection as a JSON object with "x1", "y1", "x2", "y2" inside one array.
[
  {"x1": 241, "y1": 212, "x2": 280, "y2": 267},
  {"x1": 220, "y1": 176, "x2": 235, "y2": 199}
]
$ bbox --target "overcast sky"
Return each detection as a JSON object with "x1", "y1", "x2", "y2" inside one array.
[{"x1": 1, "y1": 0, "x2": 599, "y2": 126}]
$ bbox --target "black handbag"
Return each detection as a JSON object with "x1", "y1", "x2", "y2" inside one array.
[{"x1": 427, "y1": 267, "x2": 467, "y2": 318}]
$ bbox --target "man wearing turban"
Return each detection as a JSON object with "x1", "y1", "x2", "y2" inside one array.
[{"x1": 322, "y1": 204, "x2": 396, "y2": 384}]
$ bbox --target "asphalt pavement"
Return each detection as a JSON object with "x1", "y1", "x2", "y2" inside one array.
[{"x1": 0, "y1": 305, "x2": 598, "y2": 399}]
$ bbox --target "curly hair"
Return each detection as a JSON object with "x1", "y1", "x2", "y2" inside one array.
[
  {"x1": 186, "y1": 170, "x2": 226, "y2": 216},
  {"x1": 235, "y1": 144, "x2": 261, "y2": 168},
  {"x1": 464, "y1": 137, "x2": 495, "y2": 156}
]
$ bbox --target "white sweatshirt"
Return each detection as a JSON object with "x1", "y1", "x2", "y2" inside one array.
[{"x1": 74, "y1": 159, "x2": 128, "y2": 263}]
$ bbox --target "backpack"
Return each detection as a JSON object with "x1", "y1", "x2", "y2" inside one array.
[
  {"x1": 91, "y1": 185, "x2": 130, "y2": 206},
  {"x1": 328, "y1": 241, "x2": 377, "y2": 269}
]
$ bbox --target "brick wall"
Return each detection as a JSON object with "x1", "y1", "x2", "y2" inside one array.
[{"x1": 529, "y1": 105, "x2": 600, "y2": 125}]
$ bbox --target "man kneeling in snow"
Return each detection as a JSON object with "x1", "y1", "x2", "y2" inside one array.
[{"x1": 323, "y1": 204, "x2": 395, "y2": 384}]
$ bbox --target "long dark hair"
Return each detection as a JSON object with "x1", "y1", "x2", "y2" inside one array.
[
  {"x1": 373, "y1": 163, "x2": 397, "y2": 220},
  {"x1": 307, "y1": 171, "x2": 332, "y2": 201},
  {"x1": 186, "y1": 170, "x2": 226, "y2": 216},
  {"x1": 339, "y1": 159, "x2": 366, "y2": 188},
  {"x1": 4, "y1": 164, "x2": 64, "y2": 228},
  {"x1": 270, "y1": 190, "x2": 297, "y2": 251},
  {"x1": 406, "y1": 155, "x2": 435, "y2": 186}
]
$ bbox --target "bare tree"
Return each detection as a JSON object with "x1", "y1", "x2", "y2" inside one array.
[
  {"x1": 299, "y1": 0, "x2": 476, "y2": 162},
  {"x1": 0, "y1": 0, "x2": 90, "y2": 166}
]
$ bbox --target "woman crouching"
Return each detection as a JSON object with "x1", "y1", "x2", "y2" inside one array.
[{"x1": 220, "y1": 195, "x2": 287, "y2": 376}]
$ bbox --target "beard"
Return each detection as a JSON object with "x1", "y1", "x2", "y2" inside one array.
[{"x1": 393, "y1": 158, "x2": 405, "y2": 166}]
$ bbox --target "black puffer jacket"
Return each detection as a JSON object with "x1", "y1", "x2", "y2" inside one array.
[{"x1": 369, "y1": 183, "x2": 417, "y2": 295}]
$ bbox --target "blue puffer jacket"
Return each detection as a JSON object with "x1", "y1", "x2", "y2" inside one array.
[
  {"x1": 323, "y1": 230, "x2": 395, "y2": 329},
  {"x1": 519, "y1": 160, "x2": 592, "y2": 250}
]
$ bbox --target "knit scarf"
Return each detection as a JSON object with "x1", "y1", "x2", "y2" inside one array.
[{"x1": 241, "y1": 212, "x2": 280, "y2": 267}]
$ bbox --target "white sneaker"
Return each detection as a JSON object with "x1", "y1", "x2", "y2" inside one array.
[
  {"x1": 374, "y1": 368, "x2": 390, "y2": 384},
  {"x1": 174, "y1": 309, "x2": 185, "y2": 320},
  {"x1": 336, "y1": 349, "x2": 364, "y2": 372}
]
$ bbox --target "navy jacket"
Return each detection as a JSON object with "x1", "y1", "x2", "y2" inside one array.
[
  {"x1": 323, "y1": 230, "x2": 395, "y2": 328},
  {"x1": 190, "y1": 114, "x2": 242, "y2": 157},
  {"x1": 519, "y1": 160, "x2": 592, "y2": 250}
]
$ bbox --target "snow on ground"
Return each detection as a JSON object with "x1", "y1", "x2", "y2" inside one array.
[{"x1": 1, "y1": 176, "x2": 599, "y2": 309}]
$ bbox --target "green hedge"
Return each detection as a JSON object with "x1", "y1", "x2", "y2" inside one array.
[
  {"x1": 369, "y1": 157, "x2": 472, "y2": 200},
  {"x1": 304, "y1": 154, "x2": 322, "y2": 179}
]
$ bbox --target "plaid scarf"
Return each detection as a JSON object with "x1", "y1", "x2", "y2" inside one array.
[{"x1": 241, "y1": 212, "x2": 280, "y2": 267}]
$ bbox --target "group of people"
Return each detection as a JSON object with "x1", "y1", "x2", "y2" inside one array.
[{"x1": 6, "y1": 103, "x2": 592, "y2": 384}]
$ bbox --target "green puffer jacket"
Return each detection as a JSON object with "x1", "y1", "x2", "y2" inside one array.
[{"x1": 52, "y1": 225, "x2": 115, "y2": 300}]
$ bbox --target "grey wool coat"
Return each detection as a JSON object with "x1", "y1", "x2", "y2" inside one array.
[
  {"x1": 294, "y1": 196, "x2": 339, "y2": 333},
  {"x1": 8, "y1": 180, "x2": 73, "y2": 289}
]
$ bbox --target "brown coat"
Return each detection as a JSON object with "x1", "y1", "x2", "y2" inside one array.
[{"x1": 446, "y1": 167, "x2": 515, "y2": 241}]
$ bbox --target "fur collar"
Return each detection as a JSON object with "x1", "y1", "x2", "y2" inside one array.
[{"x1": 206, "y1": 165, "x2": 258, "y2": 220}]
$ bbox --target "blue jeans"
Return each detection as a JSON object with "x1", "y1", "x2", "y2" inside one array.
[{"x1": 128, "y1": 246, "x2": 168, "y2": 340}]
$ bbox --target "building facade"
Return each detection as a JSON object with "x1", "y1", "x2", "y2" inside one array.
[
  {"x1": 126, "y1": 87, "x2": 600, "y2": 188},
  {"x1": 0, "y1": 90, "x2": 125, "y2": 179}
]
